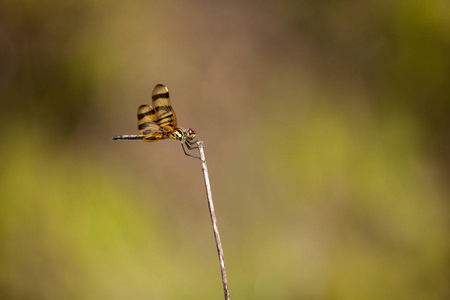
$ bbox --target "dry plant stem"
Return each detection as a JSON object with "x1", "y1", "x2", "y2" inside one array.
[{"x1": 197, "y1": 141, "x2": 230, "y2": 300}]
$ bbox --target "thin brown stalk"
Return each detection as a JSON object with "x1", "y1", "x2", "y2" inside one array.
[{"x1": 196, "y1": 141, "x2": 230, "y2": 300}]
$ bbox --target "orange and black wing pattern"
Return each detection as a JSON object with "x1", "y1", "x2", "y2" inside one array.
[
  {"x1": 137, "y1": 104, "x2": 165, "y2": 142},
  {"x1": 152, "y1": 84, "x2": 178, "y2": 130},
  {"x1": 113, "y1": 84, "x2": 179, "y2": 143},
  {"x1": 137, "y1": 104, "x2": 159, "y2": 135}
]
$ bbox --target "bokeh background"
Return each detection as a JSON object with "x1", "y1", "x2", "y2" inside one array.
[{"x1": 1, "y1": 0, "x2": 450, "y2": 299}]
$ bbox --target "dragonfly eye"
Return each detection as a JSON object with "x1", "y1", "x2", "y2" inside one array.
[{"x1": 186, "y1": 128, "x2": 196, "y2": 140}]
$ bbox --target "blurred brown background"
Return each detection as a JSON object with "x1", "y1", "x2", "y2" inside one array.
[{"x1": 1, "y1": 0, "x2": 449, "y2": 299}]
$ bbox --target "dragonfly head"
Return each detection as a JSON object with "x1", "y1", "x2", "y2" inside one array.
[{"x1": 185, "y1": 128, "x2": 196, "y2": 141}]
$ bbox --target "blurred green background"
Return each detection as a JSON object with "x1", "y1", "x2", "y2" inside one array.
[{"x1": 1, "y1": 0, "x2": 449, "y2": 299}]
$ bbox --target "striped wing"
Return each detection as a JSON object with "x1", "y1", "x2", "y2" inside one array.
[
  {"x1": 152, "y1": 84, "x2": 178, "y2": 130},
  {"x1": 137, "y1": 104, "x2": 165, "y2": 142},
  {"x1": 137, "y1": 105, "x2": 160, "y2": 135}
]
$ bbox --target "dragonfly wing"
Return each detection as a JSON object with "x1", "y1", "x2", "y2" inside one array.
[
  {"x1": 137, "y1": 105, "x2": 161, "y2": 135},
  {"x1": 152, "y1": 84, "x2": 178, "y2": 129}
]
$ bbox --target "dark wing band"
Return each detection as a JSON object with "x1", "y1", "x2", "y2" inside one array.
[{"x1": 137, "y1": 104, "x2": 161, "y2": 135}]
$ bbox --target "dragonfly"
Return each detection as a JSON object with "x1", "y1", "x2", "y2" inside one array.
[{"x1": 113, "y1": 84, "x2": 200, "y2": 160}]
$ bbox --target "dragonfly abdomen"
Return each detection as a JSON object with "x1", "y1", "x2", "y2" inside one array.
[{"x1": 113, "y1": 135, "x2": 143, "y2": 140}]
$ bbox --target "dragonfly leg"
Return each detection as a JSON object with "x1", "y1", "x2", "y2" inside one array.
[
  {"x1": 185, "y1": 139, "x2": 199, "y2": 150},
  {"x1": 181, "y1": 142, "x2": 202, "y2": 161}
]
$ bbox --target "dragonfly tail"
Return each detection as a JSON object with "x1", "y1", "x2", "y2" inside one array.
[{"x1": 112, "y1": 135, "x2": 144, "y2": 140}]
